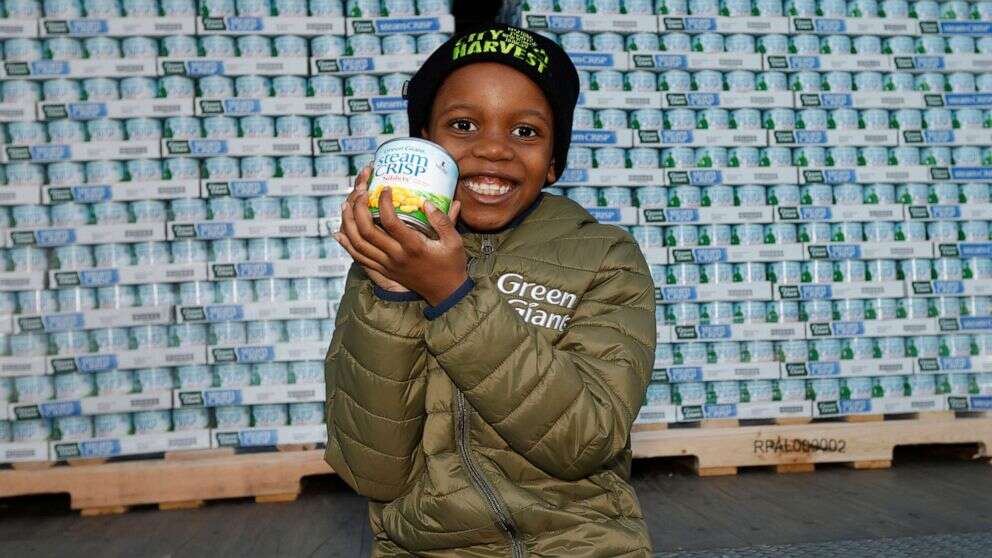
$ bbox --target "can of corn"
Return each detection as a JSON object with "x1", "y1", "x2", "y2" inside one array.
[{"x1": 368, "y1": 138, "x2": 459, "y2": 239}]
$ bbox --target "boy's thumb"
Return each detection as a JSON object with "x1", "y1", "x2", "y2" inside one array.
[{"x1": 424, "y1": 201, "x2": 455, "y2": 240}]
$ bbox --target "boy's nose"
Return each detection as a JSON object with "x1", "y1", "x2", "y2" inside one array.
[{"x1": 469, "y1": 130, "x2": 514, "y2": 162}]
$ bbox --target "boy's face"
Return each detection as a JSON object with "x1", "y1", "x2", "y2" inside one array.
[{"x1": 423, "y1": 63, "x2": 556, "y2": 232}]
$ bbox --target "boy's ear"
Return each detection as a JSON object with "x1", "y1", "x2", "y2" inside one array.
[
  {"x1": 420, "y1": 127, "x2": 431, "y2": 140},
  {"x1": 545, "y1": 160, "x2": 556, "y2": 184}
]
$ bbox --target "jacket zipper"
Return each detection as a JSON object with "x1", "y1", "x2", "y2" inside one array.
[
  {"x1": 455, "y1": 390, "x2": 526, "y2": 558},
  {"x1": 466, "y1": 235, "x2": 494, "y2": 282},
  {"x1": 457, "y1": 234, "x2": 525, "y2": 557}
]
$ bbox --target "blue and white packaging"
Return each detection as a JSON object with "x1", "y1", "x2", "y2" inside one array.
[
  {"x1": 177, "y1": 365, "x2": 213, "y2": 389},
  {"x1": 173, "y1": 408, "x2": 210, "y2": 431},
  {"x1": 215, "y1": 363, "x2": 252, "y2": 388},
  {"x1": 133, "y1": 410, "x2": 172, "y2": 434}
]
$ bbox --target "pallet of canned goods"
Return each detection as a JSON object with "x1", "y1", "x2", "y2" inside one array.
[{"x1": 345, "y1": 13, "x2": 455, "y2": 36}]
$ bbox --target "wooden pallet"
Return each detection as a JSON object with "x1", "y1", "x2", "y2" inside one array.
[
  {"x1": 631, "y1": 412, "x2": 992, "y2": 477},
  {"x1": 4, "y1": 414, "x2": 991, "y2": 513},
  {"x1": 0, "y1": 447, "x2": 333, "y2": 516}
]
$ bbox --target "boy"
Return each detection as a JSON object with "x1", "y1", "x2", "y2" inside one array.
[{"x1": 326, "y1": 25, "x2": 656, "y2": 557}]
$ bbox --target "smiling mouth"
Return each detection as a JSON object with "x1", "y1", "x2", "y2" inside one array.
[{"x1": 460, "y1": 175, "x2": 517, "y2": 198}]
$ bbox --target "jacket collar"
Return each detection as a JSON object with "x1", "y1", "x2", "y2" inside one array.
[{"x1": 455, "y1": 193, "x2": 545, "y2": 236}]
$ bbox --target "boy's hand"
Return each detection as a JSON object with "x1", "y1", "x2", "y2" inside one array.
[
  {"x1": 337, "y1": 166, "x2": 469, "y2": 306},
  {"x1": 335, "y1": 166, "x2": 408, "y2": 293}
]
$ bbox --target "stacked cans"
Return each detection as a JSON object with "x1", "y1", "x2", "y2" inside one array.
[
  {"x1": 532, "y1": 1, "x2": 992, "y2": 422},
  {"x1": 0, "y1": 0, "x2": 455, "y2": 454}
]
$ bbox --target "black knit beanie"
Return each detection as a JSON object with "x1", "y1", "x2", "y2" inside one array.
[{"x1": 405, "y1": 25, "x2": 580, "y2": 184}]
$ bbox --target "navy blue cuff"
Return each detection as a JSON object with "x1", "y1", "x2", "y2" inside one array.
[
  {"x1": 372, "y1": 285, "x2": 422, "y2": 302},
  {"x1": 424, "y1": 278, "x2": 475, "y2": 321}
]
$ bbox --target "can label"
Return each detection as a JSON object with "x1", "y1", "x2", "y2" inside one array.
[{"x1": 368, "y1": 139, "x2": 458, "y2": 238}]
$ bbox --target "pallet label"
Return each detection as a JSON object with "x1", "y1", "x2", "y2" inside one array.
[
  {"x1": 12, "y1": 404, "x2": 41, "y2": 420},
  {"x1": 753, "y1": 436, "x2": 847, "y2": 454},
  {"x1": 672, "y1": 248, "x2": 727, "y2": 263},
  {"x1": 214, "y1": 432, "x2": 242, "y2": 447},
  {"x1": 178, "y1": 391, "x2": 205, "y2": 406},
  {"x1": 809, "y1": 322, "x2": 863, "y2": 337},
  {"x1": 704, "y1": 404, "x2": 737, "y2": 419},
  {"x1": 680, "y1": 405, "x2": 705, "y2": 421},
  {"x1": 52, "y1": 354, "x2": 119, "y2": 373},
  {"x1": 217, "y1": 262, "x2": 273, "y2": 279},
  {"x1": 959, "y1": 243, "x2": 992, "y2": 258},
  {"x1": 938, "y1": 318, "x2": 962, "y2": 331},
  {"x1": 39, "y1": 313, "x2": 84, "y2": 332},
  {"x1": 569, "y1": 52, "x2": 620, "y2": 68},
  {"x1": 778, "y1": 284, "x2": 833, "y2": 300},
  {"x1": 585, "y1": 207, "x2": 622, "y2": 223},
  {"x1": 53, "y1": 185, "x2": 113, "y2": 203},
  {"x1": 931, "y1": 280, "x2": 965, "y2": 295},
  {"x1": 642, "y1": 208, "x2": 666, "y2": 223},
  {"x1": 970, "y1": 397, "x2": 992, "y2": 411},
  {"x1": 666, "y1": 367, "x2": 703, "y2": 383},
  {"x1": 204, "y1": 390, "x2": 242, "y2": 406},
  {"x1": 213, "y1": 346, "x2": 276, "y2": 363},
  {"x1": 810, "y1": 362, "x2": 844, "y2": 376},
  {"x1": 807, "y1": 244, "x2": 862, "y2": 260},
  {"x1": 674, "y1": 325, "x2": 698, "y2": 340},
  {"x1": 212, "y1": 348, "x2": 237, "y2": 362},
  {"x1": 238, "y1": 430, "x2": 278, "y2": 446},
  {"x1": 804, "y1": 170, "x2": 843, "y2": 184},
  {"x1": 946, "y1": 396, "x2": 992, "y2": 411},
  {"x1": 778, "y1": 285, "x2": 801, "y2": 299},
  {"x1": 84, "y1": 439, "x2": 121, "y2": 457},
  {"x1": 657, "y1": 286, "x2": 697, "y2": 302},
  {"x1": 920, "y1": 356, "x2": 972, "y2": 372},
  {"x1": 947, "y1": 396, "x2": 969, "y2": 411},
  {"x1": 215, "y1": 429, "x2": 278, "y2": 447},
  {"x1": 959, "y1": 316, "x2": 992, "y2": 331},
  {"x1": 816, "y1": 401, "x2": 840, "y2": 415},
  {"x1": 53, "y1": 442, "x2": 81, "y2": 460},
  {"x1": 668, "y1": 169, "x2": 719, "y2": 185},
  {"x1": 840, "y1": 399, "x2": 872, "y2": 414},
  {"x1": 938, "y1": 243, "x2": 961, "y2": 257},
  {"x1": 701, "y1": 325, "x2": 731, "y2": 339},
  {"x1": 211, "y1": 180, "x2": 262, "y2": 197},
  {"x1": 59, "y1": 439, "x2": 123, "y2": 459},
  {"x1": 15, "y1": 400, "x2": 82, "y2": 420},
  {"x1": 918, "y1": 358, "x2": 940, "y2": 373},
  {"x1": 779, "y1": 205, "x2": 826, "y2": 220}
]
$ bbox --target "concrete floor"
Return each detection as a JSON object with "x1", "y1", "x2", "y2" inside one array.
[{"x1": 1, "y1": 449, "x2": 991, "y2": 557}]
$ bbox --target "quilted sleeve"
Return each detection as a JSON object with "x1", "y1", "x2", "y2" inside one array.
[
  {"x1": 324, "y1": 265, "x2": 429, "y2": 502},
  {"x1": 424, "y1": 238, "x2": 656, "y2": 481}
]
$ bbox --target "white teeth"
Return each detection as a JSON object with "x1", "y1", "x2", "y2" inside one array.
[{"x1": 463, "y1": 179, "x2": 512, "y2": 196}]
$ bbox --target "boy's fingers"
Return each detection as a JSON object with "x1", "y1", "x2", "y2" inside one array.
[
  {"x1": 424, "y1": 201, "x2": 458, "y2": 245},
  {"x1": 340, "y1": 196, "x2": 391, "y2": 265},
  {"x1": 353, "y1": 189, "x2": 405, "y2": 258},
  {"x1": 447, "y1": 200, "x2": 461, "y2": 224},
  {"x1": 345, "y1": 189, "x2": 360, "y2": 206},
  {"x1": 353, "y1": 164, "x2": 373, "y2": 193},
  {"x1": 335, "y1": 233, "x2": 389, "y2": 275},
  {"x1": 378, "y1": 188, "x2": 422, "y2": 249}
]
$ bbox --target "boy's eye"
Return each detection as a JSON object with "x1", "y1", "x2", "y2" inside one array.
[
  {"x1": 450, "y1": 119, "x2": 477, "y2": 132},
  {"x1": 512, "y1": 125, "x2": 538, "y2": 138}
]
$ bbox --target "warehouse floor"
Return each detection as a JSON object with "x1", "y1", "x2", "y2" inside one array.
[{"x1": 2, "y1": 449, "x2": 991, "y2": 557}]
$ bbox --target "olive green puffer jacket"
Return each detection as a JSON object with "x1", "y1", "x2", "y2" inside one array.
[{"x1": 324, "y1": 194, "x2": 656, "y2": 557}]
